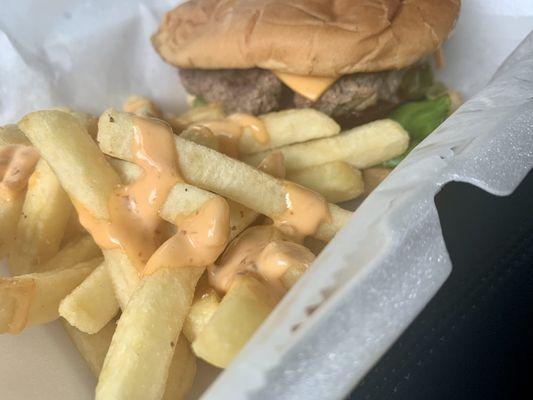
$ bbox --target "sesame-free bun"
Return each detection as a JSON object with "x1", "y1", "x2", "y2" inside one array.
[{"x1": 152, "y1": 0, "x2": 460, "y2": 77}]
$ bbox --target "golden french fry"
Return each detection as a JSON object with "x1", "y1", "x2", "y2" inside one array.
[
  {"x1": 0, "y1": 125, "x2": 30, "y2": 146},
  {"x1": 19, "y1": 110, "x2": 121, "y2": 219},
  {"x1": 17, "y1": 111, "x2": 138, "y2": 312},
  {"x1": 362, "y1": 167, "x2": 392, "y2": 196},
  {"x1": 8, "y1": 159, "x2": 72, "y2": 275},
  {"x1": 108, "y1": 157, "x2": 142, "y2": 184},
  {"x1": 183, "y1": 274, "x2": 220, "y2": 343},
  {"x1": 38, "y1": 234, "x2": 101, "y2": 273},
  {"x1": 122, "y1": 95, "x2": 162, "y2": 118},
  {"x1": 180, "y1": 126, "x2": 220, "y2": 151},
  {"x1": 98, "y1": 109, "x2": 350, "y2": 242},
  {"x1": 61, "y1": 208, "x2": 87, "y2": 246},
  {"x1": 192, "y1": 274, "x2": 280, "y2": 368},
  {"x1": 160, "y1": 183, "x2": 256, "y2": 241},
  {"x1": 163, "y1": 335, "x2": 197, "y2": 400},
  {"x1": 243, "y1": 119, "x2": 409, "y2": 171},
  {"x1": 239, "y1": 108, "x2": 340, "y2": 155},
  {"x1": 96, "y1": 266, "x2": 203, "y2": 400},
  {"x1": 171, "y1": 102, "x2": 225, "y2": 130},
  {"x1": 280, "y1": 264, "x2": 308, "y2": 289},
  {"x1": 286, "y1": 161, "x2": 364, "y2": 203},
  {"x1": 62, "y1": 318, "x2": 196, "y2": 400},
  {"x1": 0, "y1": 258, "x2": 101, "y2": 334},
  {"x1": 0, "y1": 195, "x2": 24, "y2": 260},
  {"x1": 62, "y1": 317, "x2": 117, "y2": 377},
  {"x1": 51, "y1": 107, "x2": 99, "y2": 139},
  {"x1": 59, "y1": 262, "x2": 119, "y2": 334}
]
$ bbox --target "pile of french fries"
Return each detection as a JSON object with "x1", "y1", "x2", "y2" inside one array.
[{"x1": 0, "y1": 96, "x2": 408, "y2": 399}]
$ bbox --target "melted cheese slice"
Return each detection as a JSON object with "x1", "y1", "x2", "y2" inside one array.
[{"x1": 273, "y1": 71, "x2": 339, "y2": 102}]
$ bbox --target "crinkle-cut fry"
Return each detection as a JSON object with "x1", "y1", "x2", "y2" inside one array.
[
  {"x1": 239, "y1": 108, "x2": 340, "y2": 155},
  {"x1": 243, "y1": 119, "x2": 410, "y2": 171},
  {"x1": 286, "y1": 161, "x2": 365, "y2": 203},
  {"x1": 98, "y1": 109, "x2": 350, "y2": 242},
  {"x1": 192, "y1": 274, "x2": 281, "y2": 368},
  {"x1": 0, "y1": 257, "x2": 101, "y2": 334},
  {"x1": 61, "y1": 317, "x2": 117, "y2": 377},
  {"x1": 8, "y1": 159, "x2": 72, "y2": 275},
  {"x1": 96, "y1": 266, "x2": 203, "y2": 400},
  {"x1": 0, "y1": 125, "x2": 30, "y2": 146},
  {"x1": 0, "y1": 194, "x2": 24, "y2": 260},
  {"x1": 59, "y1": 261, "x2": 119, "y2": 334},
  {"x1": 38, "y1": 234, "x2": 101, "y2": 273}
]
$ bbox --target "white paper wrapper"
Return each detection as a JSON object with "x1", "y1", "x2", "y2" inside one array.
[{"x1": 1, "y1": 1, "x2": 533, "y2": 400}]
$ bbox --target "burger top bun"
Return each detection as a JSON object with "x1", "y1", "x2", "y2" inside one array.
[{"x1": 152, "y1": 0, "x2": 460, "y2": 77}]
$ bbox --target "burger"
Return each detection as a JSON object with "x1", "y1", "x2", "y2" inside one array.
[{"x1": 151, "y1": 0, "x2": 460, "y2": 130}]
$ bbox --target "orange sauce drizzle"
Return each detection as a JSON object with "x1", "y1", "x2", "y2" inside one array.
[
  {"x1": 198, "y1": 113, "x2": 269, "y2": 158},
  {"x1": 208, "y1": 225, "x2": 315, "y2": 293},
  {"x1": 73, "y1": 116, "x2": 181, "y2": 270},
  {"x1": 143, "y1": 196, "x2": 230, "y2": 275}
]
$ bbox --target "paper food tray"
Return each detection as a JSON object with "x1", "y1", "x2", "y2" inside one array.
[{"x1": 1, "y1": 1, "x2": 532, "y2": 399}]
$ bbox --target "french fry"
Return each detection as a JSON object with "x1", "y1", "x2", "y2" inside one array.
[
  {"x1": 96, "y1": 266, "x2": 203, "y2": 400},
  {"x1": 0, "y1": 126, "x2": 30, "y2": 258},
  {"x1": 192, "y1": 274, "x2": 280, "y2": 368},
  {"x1": 0, "y1": 125, "x2": 30, "y2": 146},
  {"x1": 38, "y1": 234, "x2": 101, "y2": 273},
  {"x1": 183, "y1": 274, "x2": 220, "y2": 343},
  {"x1": 18, "y1": 111, "x2": 138, "y2": 310},
  {"x1": 122, "y1": 95, "x2": 162, "y2": 118},
  {"x1": 19, "y1": 110, "x2": 121, "y2": 220},
  {"x1": 286, "y1": 161, "x2": 364, "y2": 203},
  {"x1": 363, "y1": 167, "x2": 392, "y2": 196},
  {"x1": 243, "y1": 119, "x2": 409, "y2": 171},
  {"x1": 8, "y1": 159, "x2": 72, "y2": 275},
  {"x1": 170, "y1": 102, "x2": 225, "y2": 131},
  {"x1": 62, "y1": 317, "x2": 117, "y2": 377},
  {"x1": 238, "y1": 108, "x2": 340, "y2": 154},
  {"x1": 61, "y1": 208, "x2": 87, "y2": 246},
  {"x1": 63, "y1": 318, "x2": 196, "y2": 400},
  {"x1": 59, "y1": 262, "x2": 119, "y2": 334},
  {"x1": 0, "y1": 257, "x2": 101, "y2": 334},
  {"x1": 98, "y1": 109, "x2": 350, "y2": 242},
  {"x1": 180, "y1": 125, "x2": 220, "y2": 151},
  {"x1": 280, "y1": 264, "x2": 308, "y2": 289},
  {"x1": 160, "y1": 183, "x2": 257, "y2": 241},
  {"x1": 108, "y1": 157, "x2": 142, "y2": 184},
  {"x1": 0, "y1": 195, "x2": 24, "y2": 259},
  {"x1": 162, "y1": 335, "x2": 197, "y2": 400}
]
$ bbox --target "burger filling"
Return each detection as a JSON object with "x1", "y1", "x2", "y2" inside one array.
[{"x1": 178, "y1": 63, "x2": 434, "y2": 126}]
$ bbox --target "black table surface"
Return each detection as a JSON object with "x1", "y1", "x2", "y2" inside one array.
[{"x1": 348, "y1": 168, "x2": 533, "y2": 400}]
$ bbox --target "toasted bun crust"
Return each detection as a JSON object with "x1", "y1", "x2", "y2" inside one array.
[{"x1": 152, "y1": 0, "x2": 460, "y2": 77}]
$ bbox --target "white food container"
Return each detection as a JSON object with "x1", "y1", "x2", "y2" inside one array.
[{"x1": 1, "y1": 1, "x2": 532, "y2": 399}]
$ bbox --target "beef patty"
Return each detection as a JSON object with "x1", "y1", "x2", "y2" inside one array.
[{"x1": 179, "y1": 64, "x2": 432, "y2": 119}]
